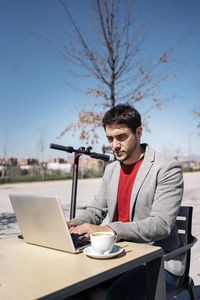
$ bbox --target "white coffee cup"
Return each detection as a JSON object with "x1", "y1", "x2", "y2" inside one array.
[{"x1": 90, "y1": 232, "x2": 116, "y2": 255}]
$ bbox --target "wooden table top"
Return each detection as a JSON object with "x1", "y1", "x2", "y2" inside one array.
[{"x1": 0, "y1": 237, "x2": 163, "y2": 300}]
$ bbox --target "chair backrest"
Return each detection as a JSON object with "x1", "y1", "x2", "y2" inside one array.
[
  {"x1": 166, "y1": 206, "x2": 197, "y2": 299},
  {"x1": 176, "y1": 206, "x2": 193, "y2": 282}
]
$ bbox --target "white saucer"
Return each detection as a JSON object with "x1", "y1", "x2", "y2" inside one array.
[{"x1": 83, "y1": 245, "x2": 124, "y2": 259}]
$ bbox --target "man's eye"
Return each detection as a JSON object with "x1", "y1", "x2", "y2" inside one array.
[
  {"x1": 117, "y1": 135, "x2": 127, "y2": 141},
  {"x1": 107, "y1": 137, "x2": 113, "y2": 143}
]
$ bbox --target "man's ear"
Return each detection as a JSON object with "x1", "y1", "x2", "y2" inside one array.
[{"x1": 136, "y1": 126, "x2": 143, "y2": 138}]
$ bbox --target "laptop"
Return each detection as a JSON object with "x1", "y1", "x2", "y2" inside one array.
[{"x1": 9, "y1": 193, "x2": 90, "y2": 253}]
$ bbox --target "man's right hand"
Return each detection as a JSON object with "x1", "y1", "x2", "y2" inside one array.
[{"x1": 67, "y1": 222, "x2": 76, "y2": 229}]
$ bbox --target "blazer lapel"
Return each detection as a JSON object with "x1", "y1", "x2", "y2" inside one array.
[
  {"x1": 109, "y1": 162, "x2": 121, "y2": 222},
  {"x1": 129, "y1": 145, "x2": 155, "y2": 219}
]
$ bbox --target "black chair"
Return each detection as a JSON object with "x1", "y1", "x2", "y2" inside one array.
[{"x1": 164, "y1": 206, "x2": 197, "y2": 299}]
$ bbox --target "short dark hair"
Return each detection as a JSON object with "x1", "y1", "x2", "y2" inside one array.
[{"x1": 102, "y1": 104, "x2": 141, "y2": 134}]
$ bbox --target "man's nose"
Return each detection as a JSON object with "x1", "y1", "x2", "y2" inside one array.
[{"x1": 112, "y1": 139, "x2": 120, "y2": 149}]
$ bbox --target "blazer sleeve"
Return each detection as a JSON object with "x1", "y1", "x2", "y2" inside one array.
[
  {"x1": 108, "y1": 160, "x2": 184, "y2": 243},
  {"x1": 69, "y1": 166, "x2": 110, "y2": 226}
]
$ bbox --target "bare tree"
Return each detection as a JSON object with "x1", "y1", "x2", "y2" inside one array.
[
  {"x1": 37, "y1": 126, "x2": 46, "y2": 162},
  {"x1": 0, "y1": 132, "x2": 8, "y2": 177},
  {"x1": 37, "y1": 125, "x2": 48, "y2": 180},
  {"x1": 2, "y1": 131, "x2": 8, "y2": 159},
  {"x1": 194, "y1": 101, "x2": 200, "y2": 135},
  {"x1": 49, "y1": 0, "x2": 183, "y2": 143},
  {"x1": 194, "y1": 64, "x2": 200, "y2": 135}
]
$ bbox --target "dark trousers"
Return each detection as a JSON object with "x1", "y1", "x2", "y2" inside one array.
[
  {"x1": 106, "y1": 265, "x2": 183, "y2": 300},
  {"x1": 66, "y1": 265, "x2": 183, "y2": 300}
]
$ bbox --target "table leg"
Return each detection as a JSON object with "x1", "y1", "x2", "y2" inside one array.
[{"x1": 146, "y1": 256, "x2": 166, "y2": 300}]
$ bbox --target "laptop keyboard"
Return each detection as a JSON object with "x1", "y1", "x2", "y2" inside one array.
[{"x1": 71, "y1": 233, "x2": 90, "y2": 248}]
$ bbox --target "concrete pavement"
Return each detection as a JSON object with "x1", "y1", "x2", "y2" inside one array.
[{"x1": 0, "y1": 173, "x2": 200, "y2": 298}]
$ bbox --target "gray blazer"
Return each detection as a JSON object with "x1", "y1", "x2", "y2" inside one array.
[{"x1": 72, "y1": 144, "x2": 185, "y2": 276}]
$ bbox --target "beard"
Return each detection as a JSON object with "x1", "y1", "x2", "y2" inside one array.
[{"x1": 114, "y1": 139, "x2": 138, "y2": 163}]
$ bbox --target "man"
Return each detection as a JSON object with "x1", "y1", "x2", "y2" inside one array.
[{"x1": 68, "y1": 104, "x2": 184, "y2": 299}]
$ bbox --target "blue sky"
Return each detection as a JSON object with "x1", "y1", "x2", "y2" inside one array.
[{"x1": 0, "y1": 0, "x2": 200, "y2": 162}]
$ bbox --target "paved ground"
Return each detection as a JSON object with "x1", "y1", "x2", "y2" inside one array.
[
  {"x1": 0, "y1": 178, "x2": 102, "y2": 238},
  {"x1": 0, "y1": 173, "x2": 200, "y2": 298}
]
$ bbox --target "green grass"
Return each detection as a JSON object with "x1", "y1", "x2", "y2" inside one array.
[
  {"x1": 0, "y1": 174, "x2": 72, "y2": 184},
  {"x1": 0, "y1": 171, "x2": 103, "y2": 184},
  {"x1": 183, "y1": 168, "x2": 200, "y2": 173}
]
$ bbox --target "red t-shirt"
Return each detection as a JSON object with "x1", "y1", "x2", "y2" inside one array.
[{"x1": 116, "y1": 158, "x2": 144, "y2": 222}]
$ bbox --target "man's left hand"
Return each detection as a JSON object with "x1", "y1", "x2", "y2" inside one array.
[{"x1": 69, "y1": 223, "x2": 114, "y2": 238}]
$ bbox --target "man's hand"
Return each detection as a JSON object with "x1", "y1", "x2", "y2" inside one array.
[
  {"x1": 69, "y1": 223, "x2": 114, "y2": 238},
  {"x1": 67, "y1": 222, "x2": 76, "y2": 229}
]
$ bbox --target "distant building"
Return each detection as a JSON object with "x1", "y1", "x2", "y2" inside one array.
[
  {"x1": 0, "y1": 157, "x2": 18, "y2": 177},
  {"x1": 19, "y1": 158, "x2": 39, "y2": 166},
  {"x1": 68, "y1": 157, "x2": 104, "y2": 172},
  {"x1": 48, "y1": 158, "x2": 67, "y2": 164},
  {"x1": 19, "y1": 158, "x2": 39, "y2": 169},
  {"x1": 181, "y1": 160, "x2": 200, "y2": 170},
  {"x1": 47, "y1": 157, "x2": 72, "y2": 173},
  {"x1": 46, "y1": 157, "x2": 104, "y2": 174},
  {"x1": 0, "y1": 157, "x2": 17, "y2": 167}
]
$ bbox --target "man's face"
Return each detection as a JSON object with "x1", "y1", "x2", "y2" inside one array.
[{"x1": 105, "y1": 123, "x2": 142, "y2": 164}]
